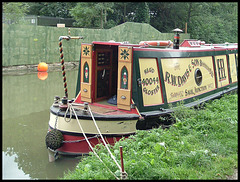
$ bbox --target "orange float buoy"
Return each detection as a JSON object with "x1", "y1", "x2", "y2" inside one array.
[
  {"x1": 38, "y1": 62, "x2": 48, "y2": 72},
  {"x1": 38, "y1": 71, "x2": 48, "y2": 80}
]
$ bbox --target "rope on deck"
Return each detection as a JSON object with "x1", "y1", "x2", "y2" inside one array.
[{"x1": 69, "y1": 103, "x2": 121, "y2": 180}]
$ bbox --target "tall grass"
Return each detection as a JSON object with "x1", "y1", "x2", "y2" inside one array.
[{"x1": 63, "y1": 93, "x2": 238, "y2": 180}]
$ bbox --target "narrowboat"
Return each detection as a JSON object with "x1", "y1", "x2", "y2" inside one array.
[{"x1": 46, "y1": 29, "x2": 238, "y2": 158}]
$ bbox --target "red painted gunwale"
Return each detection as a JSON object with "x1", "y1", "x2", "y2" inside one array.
[
  {"x1": 50, "y1": 131, "x2": 128, "y2": 155},
  {"x1": 132, "y1": 46, "x2": 237, "y2": 53}
]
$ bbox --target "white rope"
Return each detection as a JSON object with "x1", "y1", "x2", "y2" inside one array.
[
  {"x1": 69, "y1": 104, "x2": 120, "y2": 180},
  {"x1": 64, "y1": 104, "x2": 72, "y2": 122},
  {"x1": 87, "y1": 105, "x2": 123, "y2": 172}
]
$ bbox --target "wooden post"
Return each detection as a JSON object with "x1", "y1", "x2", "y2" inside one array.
[
  {"x1": 120, "y1": 146, "x2": 124, "y2": 172},
  {"x1": 185, "y1": 22, "x2": 187, "y2": 34},
  {"x1": 120, "y1": 146, "x2": 127, "y2": 179},
  {"x1": 68, "y1": 28, "x2": 71, "y2": 36}
]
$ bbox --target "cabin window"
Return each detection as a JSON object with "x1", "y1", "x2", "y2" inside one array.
[
  {"x1": 83, "y1": 62, "x2": 89, "y2": 83},
  {"x1": 97, "y1": 52, "x2": 111, "y2": 66},
  {"x1": 217, "y1": 58, "x2": 226, "y2": 81},
  {"x1": 120, "y1": 66, "x2": 128, "y2": 89},
  {"x1": 195, "y1": 68, "x2": 202, "y2": 86}
]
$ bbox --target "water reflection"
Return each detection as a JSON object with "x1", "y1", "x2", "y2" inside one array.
[
  {"x1": 37, "y1": 71, "x2": 48, "y2": 80},
  {"x1": 2, "y1": 69, "x2": 81, "y2": 179}
]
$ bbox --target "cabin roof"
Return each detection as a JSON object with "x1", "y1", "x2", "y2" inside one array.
[
  {"x1": 92, "y1": 41, "x2": 140, "y2": 47},
  {"x1": 90, "y1": 41, "x2": 237, "y2": 51}
]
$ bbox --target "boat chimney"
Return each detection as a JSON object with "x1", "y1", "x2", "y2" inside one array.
[{"x1": 172, "y1": 28, "x2": 183, "y2": 49}]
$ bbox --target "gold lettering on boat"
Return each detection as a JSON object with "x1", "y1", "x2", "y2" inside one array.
[
  {"x1": 139, "y1": 58, "x2": 163, "y2": 106},
  {"x1": 161, "y1": 57, "x2": 216, "y2": 103}
]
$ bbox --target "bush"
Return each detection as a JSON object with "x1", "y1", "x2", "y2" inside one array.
[{"x1": 63, "y1": 93, "x2": 238, "y2": 180}]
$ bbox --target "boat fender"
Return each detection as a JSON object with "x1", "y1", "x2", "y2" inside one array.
[
  {"x1": 37, "y1": 62, "x2": 48, "y2": 72},
  {"x1": 45, "y1": 129, "x2": 64, "y2": 151}
]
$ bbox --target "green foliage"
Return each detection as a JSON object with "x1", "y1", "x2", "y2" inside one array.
[
  {"x1": 6, "y1": 2, "x2": 237, "y2": 43},
  {"x1": 3, "y1": 2, "x2": 29, "y2": 24},
  {"x1": 70, "y1": 2, "x2": 238, "y2": 43},
  {"x1": 63, "y1": 93, "x2": 238, "y2": 180},
  {"x1": 132, "y1": 2, "x2": 150, "y2": 24},
  {"x1": 26, "y1": 2, "x2": 77, "y2": 18},
  {"x1": 70, "y1": 2, "x2": 114, "y2": 29},
  {"x1": 188, "y1": 2, "x2": 238, "y2": 43}
]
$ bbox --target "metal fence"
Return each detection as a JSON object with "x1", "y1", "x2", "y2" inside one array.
[{"x1": 2, "y1": 14, "x2": 76, "y2": 27}]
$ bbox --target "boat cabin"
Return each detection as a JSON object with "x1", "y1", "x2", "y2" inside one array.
[
  {"x1": 75, "y1": 41, "x2": 141, "y2": 111},
  {"x1": 75, "y1": 40, "x2": 238, "y2": 119}
]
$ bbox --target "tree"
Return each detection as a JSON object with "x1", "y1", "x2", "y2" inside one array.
[
  {"x1": 70, "y1": 2, "x2": 114, "y2": 29},
  {"x1": 149, "y1": 2, "x2": 192, "y2": 32},
  {"x1": 14, "y1": 2, "x2": 237, "y2": 43},
  {"x1": 3, "y1": 2, "x2": 29, "y2": 24},
  {"x1": 26, "y1": 2, "x2": 77, "y2": 18},
  {"x1": 187, "y1": 2, "x2": 238, "y2": 43},
  {"x1": 134, "y1": 2, "x2": 150, "y2": 23}
]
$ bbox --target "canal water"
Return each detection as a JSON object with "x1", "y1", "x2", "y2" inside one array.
[{"x1": 2, "y1": 68, "x2": 82, "y2": 179}]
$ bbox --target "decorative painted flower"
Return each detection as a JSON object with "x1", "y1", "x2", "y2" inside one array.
[
  {"x1": 83, "y1": 46, "x2": 90, "y2": 56},
  {"x1": 120, "y1": 49, "x2": 129, "y2": 60}
]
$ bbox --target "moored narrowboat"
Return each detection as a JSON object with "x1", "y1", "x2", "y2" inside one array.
[{"x1": 46, "y1": 29, "x2": 238, "y2": 159}]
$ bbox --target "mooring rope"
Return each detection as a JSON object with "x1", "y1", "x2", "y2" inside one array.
[
  {"x1": 87, "y1": 105, "x2": 123, "y2": 172},
  {"x1": 69, "y1": 104, "x2": 120, "y2": 180},
  {"x1": 64, "y1": 103, "x2": 127, "y2": 178},
  {"x1": 64, "y1": 103, "x2": 72, "y2": 122}
]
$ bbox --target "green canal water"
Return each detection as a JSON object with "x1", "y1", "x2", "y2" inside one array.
[{"x1": 2, "y1": 68, "x2": 82, "y2": 179}]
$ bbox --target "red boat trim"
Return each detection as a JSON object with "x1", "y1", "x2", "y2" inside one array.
[
  {"x1": 56, "y1": 133, "x2": 128, "y2": 155},
  {"x1": 92, "y1": 41, "x2": 141, "y2": 47},
  {"x1": 73, "y1": 96, "x2": 139, "y2": 115},
  {"x1": 132, "y1": 47, "x2": 235, "y2": 53},
  {"x1": 90, "y1": 102, "x2": 139, "y2": 115}
]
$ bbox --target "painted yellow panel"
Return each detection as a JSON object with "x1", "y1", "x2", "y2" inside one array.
[
  {"x1": 117, "y1": 89, "x2": 131, "y2": 106},
  {"x1": 117, "y1": 46, "x2": 132, "y2": 110},
  {"x1": 229, "y1": 54, "x2": 238, "y2": 83},
  {"x1": 117, "y1": 61, "x2": 132, "y2": 89},
  {"x1": 139, "y1": 58, "x2": 163, "y2": 106},
  {"x1": 118, "y1": 47, "x2": 132, "y2": 61},
  {"x1": 214, "y1": 55, "x2": 229, "y2": 87},
  {"x1": 81, "y1": 59, "x2": 92, "y2": 83},
  {"x1": 161, "y1": 56, "x2": 216, "y2": 103},
  {"x1": 81, "y1": 44, "x2": 92, "y2": 58},
  {"x1": 81, "y1": 83, "x2": 91, "y2": 98},
  {"x1": 81, "y1": 44, "x2": 92, "y2": 103}
]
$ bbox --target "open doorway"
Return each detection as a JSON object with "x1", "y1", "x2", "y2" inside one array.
[{"x1": 94, "y1": 44, "x2": 118, "y2": 104}]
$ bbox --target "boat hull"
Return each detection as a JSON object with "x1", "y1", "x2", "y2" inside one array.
[
  {"x1": 48, "y1": 126, "x2": 132, "y2": 155},
  {"x1": 47, "y1": 107, "x2": 138, "y2": 155}
]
